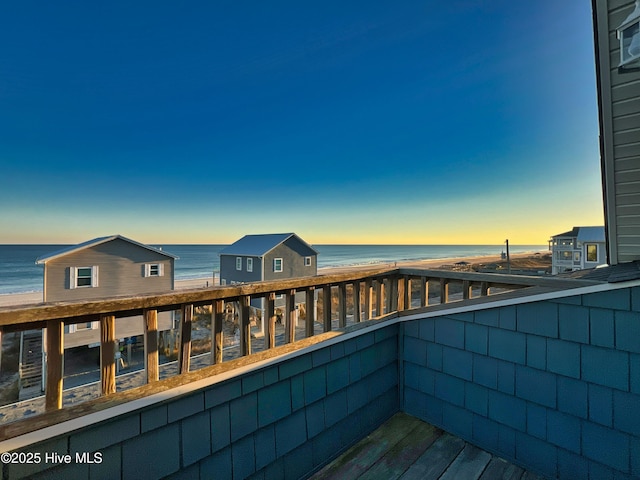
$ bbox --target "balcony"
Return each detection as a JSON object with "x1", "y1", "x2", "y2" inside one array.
[{"x1": 0, "y1": 266, "x2": 637, "y2": 479}]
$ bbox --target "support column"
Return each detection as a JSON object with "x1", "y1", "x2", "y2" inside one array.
[
  {"x1": 45, "y1": 320, "x2": 63, "y2": 411},
  {"x1": 144, "y1": 309, "x2": 159, "y2": 383},
  {"x1": 100, "y1": 315, "x2": 116, "y2": 396}
]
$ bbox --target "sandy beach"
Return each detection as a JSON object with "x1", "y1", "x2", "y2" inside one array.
[{"x1": 0, "y1": 251, "x2": 547, "y2": 308}]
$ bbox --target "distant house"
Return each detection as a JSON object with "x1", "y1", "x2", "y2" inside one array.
[
  {"x1": 21, "y1": 235, "x2": 178, "y2": 399},
  {"x1": 219, "y1": 233, "x2": 318, "y2": 286},
  {"x1": 219, "y1": 233, "x2": 318, "y2": 330},
  {"x1": 550, "y1": 226, "x2": 606, "y2": 274}
]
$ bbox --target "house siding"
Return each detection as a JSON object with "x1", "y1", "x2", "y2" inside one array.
[
  {"x1": 219, "y1": 255, "x2": 262, "y2": 285},
  {"x1": 403, "y1": 286, "x2": 640, "y2": 479},
  {"x1": 263, "y1": 239, "x2": 316, "y2": 282},
  {"x1": 595, "y1": 0, "x2": 640, "y2": 264},
  {"x1": 44, "y1": 238, "x2": 174, "y2": 302}
]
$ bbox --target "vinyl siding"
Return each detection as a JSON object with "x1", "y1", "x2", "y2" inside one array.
[
  {"x1": 43, "y1": 238, "x2": 174, "y2": 302},
  {"x1": 596, "y1": 0, "x2": 640, "y2": 263}
]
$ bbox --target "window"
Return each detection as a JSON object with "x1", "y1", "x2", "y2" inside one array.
[
  {"x1": 555, "y1": 251, "x2": 572, "y2": 261},
  {"x1": 273, "y1": 258, "x2": 283, "y2": 272},
  {"x1": 70, "y1": 266, "x2": 98, "y2": 288},
  {"x1": 247, "y1": 258, "x2": 253, "y2": 272},
  {"x1": 144, "y1": 263, "x2": 164, "y2": 277},
  {"x1": 236, "y1": 257, "x2": 242, "y2": 271},
  {"x1": 304, "y1": 256, "x2": 312, "y2": 267},
  {"x1": 573, "y1": 251, "x2": 581, "y2": 263},
  {"x1": 586, "y1": 244, "x2": 598, "y2": 262}
]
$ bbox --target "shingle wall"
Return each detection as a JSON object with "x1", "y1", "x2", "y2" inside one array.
[
  {"x1": 3, "y1": 325, "x2": 399, "y2": 480},
  {"x1": 402, "y1": 286, "x2": 640, "y2": 479}
]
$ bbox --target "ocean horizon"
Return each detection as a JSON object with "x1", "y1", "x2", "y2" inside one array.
[{"x1": 0, "y1": 244, "x2": 547, "y2": 295}]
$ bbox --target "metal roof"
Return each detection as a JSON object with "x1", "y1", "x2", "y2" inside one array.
[
  {"x1": 219, "y1": 233, "x2": 318, "y2": 257},
  {"x1": 35, "y1": 235, "x2": 179, "y2": 264},
  {"x1": 551, "y1": 226, "x2": 605, "y2": 241}
]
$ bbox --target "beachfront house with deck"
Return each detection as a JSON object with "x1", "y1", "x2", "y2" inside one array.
[
  {"x1": 20, "y1": 235, "x2": 178, "y2": 399},
  {"x1": 2, "y1": 1, "x2": 640, "y2": 478},
  {"x1": 550, "y1": 226, "x2": 606, "y2": 274}
]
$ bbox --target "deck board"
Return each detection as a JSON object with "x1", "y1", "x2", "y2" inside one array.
[{"x1": 308, "y1": 413, "x2": 544, "y2": 480}]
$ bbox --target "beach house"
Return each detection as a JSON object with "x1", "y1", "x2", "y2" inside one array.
[
  {"x1": 20, "y1": 235, "x2": 178, "y2": 398},
  {"x1": 550, "y1": 226, "x2": 606, "y2": 274},
  {"x1": 219, "y1": 233, "x2": 318, "y2": 334}
]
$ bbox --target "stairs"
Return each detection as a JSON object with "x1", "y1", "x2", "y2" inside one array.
[{"x1": 19, "y1": 331, "x2": 43, "y2": 400}]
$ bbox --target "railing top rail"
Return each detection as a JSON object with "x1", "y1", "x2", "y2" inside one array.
[{"x1": 0, "y1": 267, "x2": 600, "y2": 328}]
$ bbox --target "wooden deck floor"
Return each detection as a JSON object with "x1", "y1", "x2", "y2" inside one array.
[{"x1": 309, "y1": 413, "x2": 545, "y2": 480}]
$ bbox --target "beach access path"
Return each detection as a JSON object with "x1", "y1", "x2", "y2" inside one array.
[{"x1": 0, "y1": 251, "x2": 544, "y2": 307}]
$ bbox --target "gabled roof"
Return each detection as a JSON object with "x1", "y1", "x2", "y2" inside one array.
[
  {"x1": 36, "y1": 235, "x2": 179, "y2": 264},
  {"x1": 551, "y1": 226, "x2": 605, "y2": 241},
  {"x1": 220, "y1": 233, "x2": 318, "y2": 257}
]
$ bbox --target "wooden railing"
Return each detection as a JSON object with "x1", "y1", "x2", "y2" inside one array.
[{"x1": 0, "y1": 267, "x2": 593, "y2": 432}]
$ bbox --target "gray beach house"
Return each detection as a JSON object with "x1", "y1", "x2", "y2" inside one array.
[
  {"x1": 20, "y1": 235, "x2": 178, "y2": 399},
  {"x1": 219, "y1": 233, "x2": 318, "y2": 333},
  {"x1": 219, "y1": 233, "x2": 318, "y2": 286}
]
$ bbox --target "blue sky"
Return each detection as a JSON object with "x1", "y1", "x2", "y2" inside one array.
[{"x1": 0, "y1": 1, "x2": 603, "y2": 244}]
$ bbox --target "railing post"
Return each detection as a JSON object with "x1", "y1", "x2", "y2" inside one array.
[
  {"x1": 338, "y1": 283, "x2": 347, "y2": 328},
  {"x1": 285, "y1": 289, "x2": 296, "y2": 344},
  {"x1": 305, "y1": 287, "x2": 315, "y2": 337},
  {"x1": 323, "y1": 285, "x2": 332, "y2": 332},
  {"x1": 481, "y1": 282, "x2": 490, "y2": 296},
  {"x1": 239, "y1": 295, "x2": 251, "y2": 356},
  {"x1": 439, "y1": 278, "x2": 449, "y2": 304},
  {"x1": 178, "y1": 304, "x2": 193, "y2": 374},
  {"x1": 353, "y1": 281, "x2": 361, "y2": 322},
  {"x1": 45, "y1": 320, "x2": 63, "y2": 411},
  {"x1": 213, "y1": 300, "x2": 224, "y2": 364},
  {"x1": 144, "y1": 309, "x2": 159, "y2": 383},
  {"x1": 100, "y1": 314, "x2": 116, "y2": 396},
  {"x1": 267, "y1": 292, "x2": 276, "y2": 348},
  {"x1": 364, "y1": 278, "x2": 373, "y2": 320}
]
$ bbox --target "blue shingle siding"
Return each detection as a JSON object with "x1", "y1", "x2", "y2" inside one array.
[
  {"x1": 122, "y1": 424, "x2": 181, "y2": 480},
  {"x1": 400, "y1": 287, "x2": 639, "y2": 479},
  {"x1": 182, "y1": 411, "x2": 212, "y2": 467}
]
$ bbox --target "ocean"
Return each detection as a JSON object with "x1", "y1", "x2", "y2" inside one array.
[{"x1": 0, "y1": 244, "x2": 546, "y2": 295}]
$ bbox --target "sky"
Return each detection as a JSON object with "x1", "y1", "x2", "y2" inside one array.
[{"x1": 0, "y1": 1, "x2": 603, "y2": 245}]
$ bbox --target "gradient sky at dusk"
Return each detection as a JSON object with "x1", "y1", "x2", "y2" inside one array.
[{"x1": 0, "y1": 1, "x2": 603, "y2": 245}]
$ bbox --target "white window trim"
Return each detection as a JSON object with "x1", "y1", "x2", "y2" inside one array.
[
  {"x1": 144, "y1": 263, "x2": 164, "y2": 277},
  {"x1": 304, "y1": 256, "x2": 312, "y2": 266},
  {"x1": 586, "y1": 244, "x2": 599, "y2": 263},
  {"x1": 236, "y1": 257, "x2": 242, "y2": 271},
  {"x1": 247, "y1": 258, "x2": 253, "y2": 272},
  {"x1": 70, "y1": 266, "x2": 98, "y2": 289},
  {"x1": 273, "y1": 258, "x2": 283, "y2": 272}
]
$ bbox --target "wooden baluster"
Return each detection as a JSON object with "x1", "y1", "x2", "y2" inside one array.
[
  {"x1": 481, "y1": 282, "x2": 490, "y2": 296},
  {"x1": 376, "y1": 279, "x2": 384, "y2": 315},
  {"x1": 397, "y1": 276, "x2": 405, "y2": 311},
  {"x1": 405, "y1": 276, "x2": 412, "y2": 310},
  {"x1": 305, "y1": 287, "x2": 315, "y2": 337},
  {"x1": 323, "y1": 285, "x2": 332, "y2": 332},
  {"x1": 267, "y1": 292, "x2": 276, "y2": 348},
  {"x1": 440, "y1": 279, "x2": 449, "y2": 304},
  {"x1": 338, "y1": 283, "x2": 347, "y2": 328},
  {"x1": 179, "y1": 304, "x2": 193, "y2": 374},
  {"x1": 144, "y1": 309, "x2": 159, "y2": 383},
  {"x1": 386, "y1": 278, "x2": 394, "y2": 313},
  {"x1": 213, "y1": 300, "x2": 224, "y2": 364},
  {"x1": 100, "y1": 315, "x2": 116, "y2": 396},
  {"x1": 353, "y1": 281, "x2": 361, "y2": 322},
  {"x1": 421, "y1": 278, "x2": 429, "y2": 307},
  {"x1": 45, "y1": 320, "x2": 63, "y2": 411},
  {"x1": 462, "y1": 280, "x2": 471, "y2": 300},
  {"x1": 364, "y1": 278, "x2": 373, "y2": 320},
  {"x1": 285, "y1": 289, "x2": 296, "y2": 344},
  {"x1": 239, "y1": 295, "x2": 251, "y2": 356}
]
